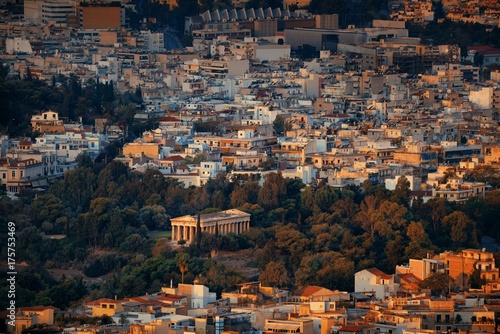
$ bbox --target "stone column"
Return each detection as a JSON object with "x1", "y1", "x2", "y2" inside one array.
[
  {"x1": 183, "y1": 226, "x2": 187, "y2": 241},
  {"x1": 191, "y1": 226, "x2": 196, "y2": 243}
]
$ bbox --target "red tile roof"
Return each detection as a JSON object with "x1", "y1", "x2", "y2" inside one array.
[
  {"x1": 162, "y1": 155, "x2": 185, "y2": 161},
  {"x1": 294, "y1": 285, "x2": 333, "y2": 297},
  {"x1": 365, "y1": 267, "x2": 392, "y2": 279},
  {"x1": 85, "y1": 298, "x2": 122, "y2": 306},
  {"x1": 398, "y1": 273, "x2": 422, "y2": 284}
]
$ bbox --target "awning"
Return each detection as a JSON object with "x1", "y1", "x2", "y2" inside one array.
[{"x1": 265, "y1": 323, "x2": 301, "y2": 332}]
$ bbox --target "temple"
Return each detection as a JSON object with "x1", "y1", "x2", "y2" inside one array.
[{"x1": 170, "y1": 209, "x2": 251, "y2": 243}]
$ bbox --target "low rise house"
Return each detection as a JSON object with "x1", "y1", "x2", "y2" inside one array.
[{"x1": 354, "y1": 268, "x2": 399, "y2": 300}]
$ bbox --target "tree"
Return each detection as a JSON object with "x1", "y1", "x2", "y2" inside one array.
[
  {"x1": 469, "y1": 268, "x2": 486, "y2": 289},
  {"x1": 442, "y1": 211, "x2": 478, "y2": 248},
  {"x1": 75, "y1": 152, "x2": 93, "y2": 168},
  {"x1": 119, "y1": 313, "x2": 129, "y2": 325},
  {"x1": 152, "y1": 238, "x2": 172, "y2": 257},
  {"x1": 273, "y1": 114, "x2": 286, "y2": 136},
  {"x1": 120, "y1": 234, "x2": 148, "y2": 253},
  {"x1": 420, "y1": 272, "x2": 452, "y2": 296},
  {"x1": 259, "y1": 261, "x2": 288, "y2": 287},
  {"x1": 405, "y1": 221, "x2": 432, "y2": 259},
  {"x1": 391, "y1": 176, "x2": 411, "y2": 207},
  {"x1": 356, "y1": 195, "x2": 379, "y2": 237},
  {"x1": 230, "y1": 186, "x2": 248, "y2": 208},
  {"x1": 176, "y1": 253, "x2": 190, "y2": 284},
  {"x1": 196, "y1": 213, "x2": 202, "y2": 249},
  {"x1": 422, "y1": 198, "x2": 448, "y2": 236},
  {"x1": 374, "y1": 200, "x2": 408, "y2": 239},
  {"x1": 258, "y1": 172, "x2": 286, "y2": 210}
]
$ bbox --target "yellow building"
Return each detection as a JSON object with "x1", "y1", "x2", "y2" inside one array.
[
  {"x1": 4, "y1": 158, "x2": 44, "y2": 193},
  {"x1": 8, "y1": 306, "x2": 59, "y2": 334},
  {"x1": 85, "y1": 298, "x2": 123, "y2": 317},
  {"x1": 443, "y1": 249, "x2": 499, "y2": 282},
  {"x1": 30, "y1": 110, "x2": 64, "y2": 134},
  {"x1": 122, "y1": 141, "x2": 162, "y2": 160}
]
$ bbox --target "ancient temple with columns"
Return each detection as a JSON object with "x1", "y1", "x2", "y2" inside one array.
[{"x1": 170, "y1": 209, "x2": 251, "y2": 243}]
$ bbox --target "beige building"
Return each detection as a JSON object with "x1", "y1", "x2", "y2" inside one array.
[
  {"x1": 122, "y1": 141, "x2": 162, "y2": 160},
  {"x1": 8, "y1": 306, "x2": 59, "y2": 334},
  {"x1": 30, "y1": 110, "x2": 64, "y2": 134},
  {"x1": 432, "y1": 177, "x2": 485, "y2": 203},
  {"x1": 2, "y1": 158, "x2": 45, "y2": 193},
  {"x1": 170, "y1": 209, "x2": 250, "y2": 243},
  {"x1": 85, "y1": 298, "x2": 124, "y2": 317},
  {"x1": 264, "y1": 318, "x2": 313, "y2": 334}
]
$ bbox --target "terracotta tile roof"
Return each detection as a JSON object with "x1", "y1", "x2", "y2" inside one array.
[
  {"x1": 339, "y1": 325, "x2": 365, "y2": 332},
  {"x1": 398, "y1": 273, "x2": 422, "y2": 284},
  {"x1": 294, "y1": 285, "x2": 324, "y2": 296},
  {"x1": 159, "y1": 116, "x2": 181, "y2": 122},
  {"x1": 365, "y1": 267, "x2": 392, "y2": 279},
  {"x1": 19, "y1": 140, "x2": 33, "y2": 146},
  {"x1": 162, "y1": 155, "x2": 185, "y2": 161},
  {"x1": 9, "y1": 158, "x2": 42, "y2": 167},
  {"x1": 85, "y1": 298, "x2": 122, "y2": 306}
]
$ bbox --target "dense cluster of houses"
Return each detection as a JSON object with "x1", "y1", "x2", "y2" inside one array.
[
  {"x1": 3, "y1": 1, "x2": 500, "y2": 333},
  {"x1": 1, "y1": 0, "x2": 500, "y2": 200},
  {"x1": 4, "y1": 248, "x2": 500, "y2": 334}
]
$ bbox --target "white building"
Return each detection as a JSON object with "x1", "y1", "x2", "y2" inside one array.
[
  {"x1": 354, "y1": 268, "x2": 399, "y2": 300},
  {"x1": 281, "y1": 164, "x2": 317, "y2": 185},
  {"x1": 24, "y1": 0, "x2": 75, "y2": 24},
  {"x1": 162, "y1": 284, "x2": 217, "y2": 309},
  {"x1": 469, "y1": 86, "x2": 495, "y2": 110},
  {"x1": 5, "y1": 38, "x2": 33, "y2": 54},
  {"x1": 138, "y1": 30, "x2": 165, "y2": 52}
]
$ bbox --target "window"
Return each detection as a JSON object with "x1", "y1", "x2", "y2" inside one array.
[
  {"x1": 109, "y1": 304, "x2": 115, "y2": 309},
  {"x1": 11, "y1": 171, "x2": 15, "y2": 177}
]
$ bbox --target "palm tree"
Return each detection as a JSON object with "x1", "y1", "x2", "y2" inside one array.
[{"x1": 176, "y1": 253, "x2": 189, "y2": 284}]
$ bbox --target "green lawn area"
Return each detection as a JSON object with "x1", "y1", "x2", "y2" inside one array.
[{"x1": 148, "y1": 230, "x2": 172, "y2": 239}]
